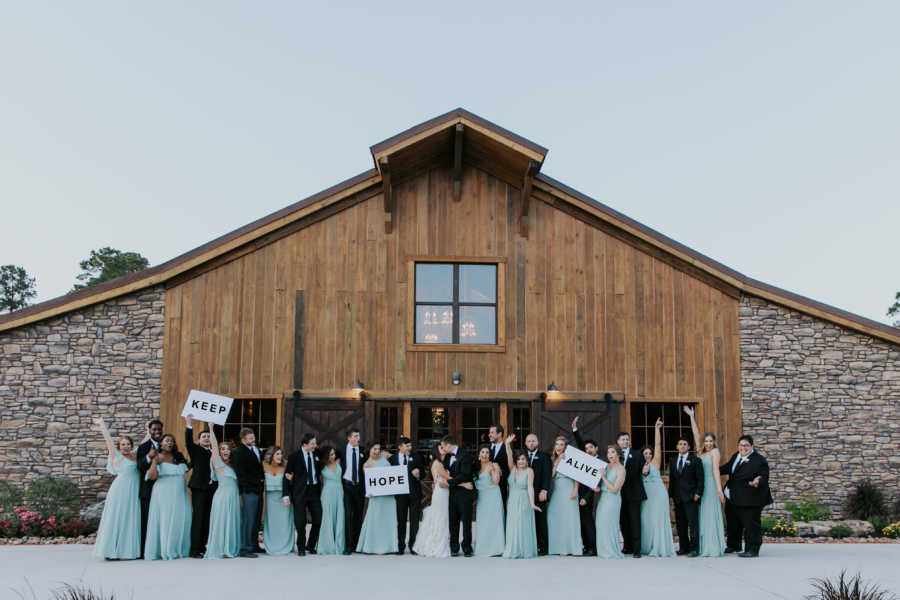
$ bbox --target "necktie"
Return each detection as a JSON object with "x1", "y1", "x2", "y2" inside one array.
[
  {"x1": 306, "y1": 452, "x2": 314, "y2": 485},
  {"x1": 352, "y1": 448, "x2": 358, "y2": 484},
  {"x1": 732, "y1": 457, "x2": 743, "y2": 474},
  {"x1": 529, "y1": 452, "x2": 535, "y2": 466},
  {"x1": 678, "y1": 456, "x2": 684, "y2": 472}
]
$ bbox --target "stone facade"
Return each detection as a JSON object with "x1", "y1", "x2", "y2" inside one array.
[
  {"x1": 739, "y1": 294, "x2": 900, "y2": 518},
  {"x1": 0, "y1": 287, "x2": 164, "y2": 505}
]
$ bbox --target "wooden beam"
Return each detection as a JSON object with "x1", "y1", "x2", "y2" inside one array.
[
  {"x1": 518, "y1": 160, "x2": 539, "y2": 237},
  {"x1": 381, "y1": 157, "x2": 394, "y2": 234},
  {"x1": 452, "y1": 123, "x2": 464, "y2": 201},
  {"x1": 293, "y1": 290, "x2": 305, "y2": 390}
]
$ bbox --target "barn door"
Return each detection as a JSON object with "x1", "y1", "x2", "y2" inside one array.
[
  {"x1": 283, "y1": 395, "x2": 370, "y2": 452},
  {"x1": 538, "y1": 399, "x2": 622, "y2": 449}
]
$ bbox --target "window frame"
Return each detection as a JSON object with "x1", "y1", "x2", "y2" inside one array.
[
  {"x1": 407, "y1": 256, "x2": 506, "y2": 353},
  {"x1": 216, "y1": 394, "x2": 282, "y2": 450},
  {"x1": 627, "y1": 399, "x2": 701, "y2": 474}
]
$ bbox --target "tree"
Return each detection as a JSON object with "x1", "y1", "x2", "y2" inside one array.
[
  {"x1": 888, "y1": 291, "x2": 900, "y2": 328},
  {"x1": 0, "y1": 265, "x2": 37, "y2": 313},
  {"x1": 71, "y1": 247, "x2": 149, "y2": 292}
]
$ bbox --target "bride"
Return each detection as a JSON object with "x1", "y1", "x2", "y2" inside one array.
[{"x1": 412, "y1": 442, "x2": 455, "y2": 557}]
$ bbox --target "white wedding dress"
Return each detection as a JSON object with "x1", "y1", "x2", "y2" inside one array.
[{"x1": 412, "y1": 462, "x2": 450, "y2": 557}]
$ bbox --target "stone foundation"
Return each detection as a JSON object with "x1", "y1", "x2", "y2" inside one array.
[
  {"x1": 0, "y1": 287, "x2": 164, "y2": 505},
  {"x1": 739, "y1": 294, "x2": 900, "y2": 518}
]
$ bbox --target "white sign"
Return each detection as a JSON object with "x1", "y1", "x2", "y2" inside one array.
[
  {"x1": 181, "y1": 390, "x2": 234, "y2": 426},
  {"x1": 557, "y1": 445, "x2": 608, "y2": 489},
  {"x1": 364, "y1": 465, "x2": 409, "y2": 497}
]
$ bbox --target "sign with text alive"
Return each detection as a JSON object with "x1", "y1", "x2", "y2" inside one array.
[
  {"x1": 557, "y1": 445, "x2": 608, "y2": 489},
  {"x1": 364, "y1": 465, "x2": 409, "y2": 497},
  {"x1": 180, "y1": 390, "x2": 234, "y2": 426}
]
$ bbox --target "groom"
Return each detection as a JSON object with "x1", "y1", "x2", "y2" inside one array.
[{"x1": 440, "y1": 435, "x2": 474, "y2": 557}]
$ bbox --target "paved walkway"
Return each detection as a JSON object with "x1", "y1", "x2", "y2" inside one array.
[{"x1": 1, "y1": 544, "x2": 898, "y2": 600}]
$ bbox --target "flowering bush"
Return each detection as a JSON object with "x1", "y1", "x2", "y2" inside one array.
[
  {"x1": 3, "y1": 506, "x2": 94, "y2": 538},
  {"x1": 56, "y1": 519, "x2": 92, "y2": 538},
  {"x1": 883, "y1": 521, "x2": 900, "y2": 539},
  {"x1": 0, "y1": 519, "x2": 15, "y2": 538},
  {"x1": 766, "y1": 517, "x2": 798, "y2": 537}
]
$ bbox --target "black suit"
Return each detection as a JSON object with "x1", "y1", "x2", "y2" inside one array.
[
  {"x1": 389, "y1": 452, "x2": 423, "y2": 552},
  {"x1": 338, "y1": 445, "x2": 365, "y2": 552},
  {"x1": 720, "y1": 451, "x2": 772, "y2": 555},
  {"x1": 444, "y1": 447, "x2": 475, "y2": 554},
  {"x1": 231, "y1": 444, "x2": 264, "y2": 553},
  {"x1": 283, "y1": 448, "x2": 323, "y2": 553},
  {"x1": 488, "y1": 442, "x2": 510, "y2": 506},
  {"x1": 619, "y1": 447, "x2": 647, "y2": 554},
  {"x1": 572, "y1": 428, "x2": 597, "y2": 554},
  {"x1": 669, "y1": 453, "x2": 704, "y2": 553},
  {"x1": 184, "y1": 427, "x2": 216, "y2": 555},
  {"x1": 527, "y1": 449, "x2": 552, "y2": 554},
  {"x1": 135, "y1": 438, "x2": 160, "y2": 557}
]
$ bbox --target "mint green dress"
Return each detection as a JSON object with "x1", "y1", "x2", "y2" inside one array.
[
  {"x1": 205, "y1": 458, "x2": 241, "y2": 559},
  {"x1": 317, "y1": 464, "x2": 345, "y2": 555},
  {"x1": 143, "y1": 462, "x2": 190, "y2": 560},
  {"x1": 547, "y1": 470, "x2": 582, "y2": 555},
  {"x1": 699, "y1": 454, "x2": 726, "y2": 557},
  {"x1": 93, "y1": 452, "x2": 141, "y2": 560},
  {"x1": 640, "y1": 464, "x2": 675, "y2": 557},
  {"x1": 474, "y1": 469, "x2": 504, "y2": 556},
  {"x1": 356, "y1": 458, "x2": 398, "y2": 554},
  {"x1": 264, "y1": 471, "x2": 295, "y2": 556},
  {"x1": 595, "y1": 466, "x2": 624, "y2": 559},
  {"x1": 502, "y1": 469, "x2": 537, "y2": 559}
]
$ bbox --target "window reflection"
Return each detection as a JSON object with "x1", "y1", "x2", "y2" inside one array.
[
  {"x1": 415, "y1": 264, "x2": 453, "y2": 302},
  {"x1": 415, "y1": 305, "x2": 453, "y2": 343},
  {"x1": 459, "y1": 265, "x2": 496, "y2": 303},
  {"x1": 459, "y1": 306, "x2": 495, "y2": 344}
]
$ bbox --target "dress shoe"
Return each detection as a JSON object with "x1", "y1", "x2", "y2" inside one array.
[
  {"x1": 395, "y1": 550, "x2": 405, "y2": 555},
  {"x1": 464, "y1": 550, "x2": 473, "y2": 557},
  {"x1": 584, "y1": 549, "x2": 597, "y2": 557},
  {"x1": 306, "y1": 548, "x2": 317, "y2": 555},
  {"x1": 632, "y1": 552, "x2": 641, "y2": 559},
  {"x1": 739, "y1": 551, "x2": 759, "y2": 558},
  {"x1": 724, "y1": 547, "x2": 740, "y2": 554},
  {"x1": 297, "y1": 549, "x2": 306, "y2": 556},
  {"x1": 239, "y1": 551, "x2": 258, "y2": 558},
  {"x1": 451, "y1": 551, "x2": 460, "y2": 557},
  {"x1": 189, "y1": 552, "x2": 204, "y2": 559},
  {"x1": 676, "y1": 550, "x2": 689, "y2": 556},
  {"x1": 688, "y1": 551, "x2": 698, "y2": 557},
  {"x1": 409, "y1": 549, "x2": 418, "y2": 556},
  {"x1": 538, "y1": 550, "x2": 548, "y2": 556},
  {"x1": 342, "y1": 550, "x2": 353, "y2": 555}
]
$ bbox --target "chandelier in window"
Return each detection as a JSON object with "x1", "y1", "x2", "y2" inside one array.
[
  {"x1": 423, "y1": 310, "x2": 453, "y2": 326},
  {"x1": 461, "y1": 320, "x2": 477, "y2": 338}
]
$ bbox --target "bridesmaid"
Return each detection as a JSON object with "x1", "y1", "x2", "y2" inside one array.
[
  {"x1": 143, "y1": 434, "x2": 191, "y2": 560},
  {"x1": 595, "y1": 445, "x2": 625, "y2": 559},
  {"x1": 355, "y1": 443, "x2": 398, "y2": 555},
  {"x1": 316, "y1": 445, "x2": 345, "y2": 555},
  {"x1": 92, "y1": 417, "x2": 141, "y2": 560},
  {"x1": 546, "y1": 436, "x2": 581, "y2": 556},
  {"x1": 501, "y1": 435, "x2": 540, "y2": 559},
  {"x1": 685, "y1": 406, "x2": 726, "y2": 557},
  {"x1": 204, "y1": 428, "x2": 241, "y2": 559},
  {"x1": 474, "y1": 444, "x2": 504, "y2": 557},
  {"x1": 263, "y1": 445, "x2": 295, "y2": 556},
  {"x1": 639, "y1": 418, "x2": 676, "y2": 557}
]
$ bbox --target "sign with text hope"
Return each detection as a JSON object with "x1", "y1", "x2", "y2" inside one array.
[
  {"x1": 557, "y1": 445, "x2": 608, "y2": 489},
  {"x1": 364, "y1": 465, "x2": 409, "y2": 497},
  {"x1": 180, "y1": 390, "x2": 234, "y2": 426}
]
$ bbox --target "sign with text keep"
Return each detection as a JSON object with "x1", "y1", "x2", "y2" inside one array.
[
  {"x1": 180, "y1": 390, "x2": 234, "y2": 426},
  {"x1": 364, "y1": 465, "x2": 409, "y2": 497},
  {"x1": 557, "y1": 445, "x2": 608, "y2": 489}
]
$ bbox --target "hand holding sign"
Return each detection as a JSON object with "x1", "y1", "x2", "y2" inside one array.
[
  {"x1": 557, "y1": 445, "x2": 608, "y2": 489},
  {"x1": 364, "y1": 465, "x2": 409, "y2": 497},
  {"x1": 180, "y1": 390, "x2": 234, "y2": 427}
]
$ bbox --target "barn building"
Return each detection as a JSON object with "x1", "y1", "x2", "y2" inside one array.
[{"x1": 1, "y1": 108, "x2": 898, "y2": 515}]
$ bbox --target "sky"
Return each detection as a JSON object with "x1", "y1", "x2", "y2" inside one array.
[{"x1": 1, "y1": 2, "x2": 897, "y2": 325}]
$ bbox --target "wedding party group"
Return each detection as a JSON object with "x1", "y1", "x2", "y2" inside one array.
[{"x1": 90, "y1": 405, "x2": 773, "y2": 562}]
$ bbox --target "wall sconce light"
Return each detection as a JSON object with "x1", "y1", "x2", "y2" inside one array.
[
  {"x1": 452, "y1": 371, "x2": 461, "y2": 385},
  {"x1": 547, "y1": 381, "x2": 560, "y2": 394},
  {"x1": 352, "y1": 380, "x2": 365, "y2": 395}
]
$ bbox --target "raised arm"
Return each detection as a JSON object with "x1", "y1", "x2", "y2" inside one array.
[
  {"x1": 504, "y1": 435, "x2": 516, "y2": 473},
  {"x1": 684, "y1": 406, "x2": 701, "y2": 454},
  {"x1": 184, "y1": 416, "x2": 199, "y2": 454},
  {"x1": 93, "y1": 417, "x2": 117, "y2": 460},
  {"x1": 572, "y1": 416, "x2": 586, "y2": 451},
  {"x1": 208, "y1": 427, "x2": 224, "y2": 474},
  {"x1": 652, "y1": 418, "x2": 663, "y2": 471}
]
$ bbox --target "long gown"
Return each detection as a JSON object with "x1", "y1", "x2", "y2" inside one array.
[
  {"x1": 502, "y1": 469, "x2": 537, "y2": 559},
  {"x1": 640, "y1": 463, "x2": 675, "y2": 557},
  {"x1": 474, "y1": 469, "x2": 505, "y2": 557},
  {"x1": 356, "y1": 457, "x2": 398, "y2": 554},
  {"x1": 143, "y1": 462, "x2": 191, "y2": 560},
  {"x1": 316, "y1": 464, "x2": 345, "y2": 555},
  {"x1": 412, "y1": 462, "x2": 450, "y2": 558},
  {"x1": 594, "y1": 466, "x2": 624, "y2": 559},
  {"x1": 264, "y1": 471, "x2": 296, "y2": 556},
  {"x1": 698, "y1": 454, "x2": 726, "y2": 557},
  {"x1": 547, "y1": 470, "x2": 582, "y2": 555},
  {"x1": 93, "y1": 451, "x2": 141, "y2": 559},
  {"x1": 204, "y1": 457, "x2": 241, "y2": 559}
]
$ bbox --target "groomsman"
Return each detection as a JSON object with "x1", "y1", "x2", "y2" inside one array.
[
  {"x1": 487, "y1": 425, "x2": 509, "y2": 505},
  {"x1": 668, "y1": 436, "x2": 703, "y2": 556},
  {"x1": 135, "y1": 418, "x2": 163, "y2": 558},
  {"x1": 441, "y1": 435, "x2": 475, "y2": 557},
  {"x1": 283, "y1": 433, "x2": 323, "y2": 555},
  {"x1": 719, "y1": 435, "x2": 772, "y2": 557},
  {"x1": 339, "y1": 428, "x2": 365, "y2": 555},
  {"x1": 571, "y1": 417, "x2": 597, "y2": 556},
  {"x1": 525, "y1": 433, "x2": 552, "y2": 556},
  {"x1": 617, "y1": 431, "x2": 646, "y2": 558},
  {"x1": 231, "y1": 427, "x2": 265, "y2": 558},
  {"x1": 388, "y1": 436, "x2": 423, "y2": 554},
  {"x1": 184, "y1": 416, "x2": 216, "y2": 558}
]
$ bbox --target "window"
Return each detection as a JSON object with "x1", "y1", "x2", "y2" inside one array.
[
  {"x1": 415, "y1": 406, "x2": 449, "y2": 452},
  {"x1": 629, "y1": 402, "x2": 697, "y2": 471},
  {"x1": 509, "y1": 405, "x2": 532, "y2": 450},
  {"x1": 461, "y1": 406, "x2": 494, "y2": 451},
  {"x1": 409, "y1": 259, "x2": 504, "y2": 349},
  {"x1": 377, "y1": 406, "x2": 400, "y2": 450},
  {"x1": 220, "y1": 397, "x2": 278, "y2": 450}
]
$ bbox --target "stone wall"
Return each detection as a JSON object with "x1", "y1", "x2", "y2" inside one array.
[
  {"x1": 739, "y1": 294, "x2": 900, "y2": 518},
  {"x1": 0, "y1": 287, "x2": 164, "y2": 505}
]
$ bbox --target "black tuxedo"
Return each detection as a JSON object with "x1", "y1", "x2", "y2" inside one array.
[
  {"x1": 669, "y1": 453, "x2": 704, "y2": 553},
  {"x1": 338, "y1": 444, "x2": 365, "y2": 552},
  {"x1": 184, "y1": 427, "x2": 216, "y2": 555},
  {"x1": 572, "y1": 428, "x2": 597, "y2": 554},
  {"x1": 488, "y1": 442, "x2": 510, "y2": 505},
  {"x1": 444, "y1": 447, "x2": 475, "y2": 554},
  {"x1": 619, "y1": 447, "x2": 646, "y2": 555},
  {"x1": 720, "y1": 451, "x2": 772, "y2": 554},
  {"x1": 527, "y1": 448, "x2": 552, "y2": 554},
  {"x1": 284, "y1": 448, "x2": 322, "y2": 553},
  {"x1": 389, "y1": 452, "x2": 423, "y2": 551},
  {"x1": 135, "y1": 438, "x2": 160, "y2": 556},
  {"x1": 231, "y1": 443, "x2": 264, "y2": 554}
]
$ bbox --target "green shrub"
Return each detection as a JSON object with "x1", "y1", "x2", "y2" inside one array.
[
  {"x1": 761, "y1": 516, "x2": 778, "y2": 533},
  {"x1": 867, "y1": 515, "x2": 889, "y2": 538},
  {"x1": 0, "y1": 480, "x2": 24, "y2": 519},
  {"x1": 828, "y1": 524, "x2": 853, "y2": 539},
  {"x1": 24, "y1": 477, "x2": 80, "y2": 521},
  {"x1": 892, "y1": 498, "x2": 900, "y2": 521},
  {"x1": 786, "y1": 496, "x2": 832, "y2": 522},
  {"x1": 845, "y1": 481, "x2": 887, "y2": 521},
  {"x1": 807, "y1": 571, "x2": 896, "y2": 600}
]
